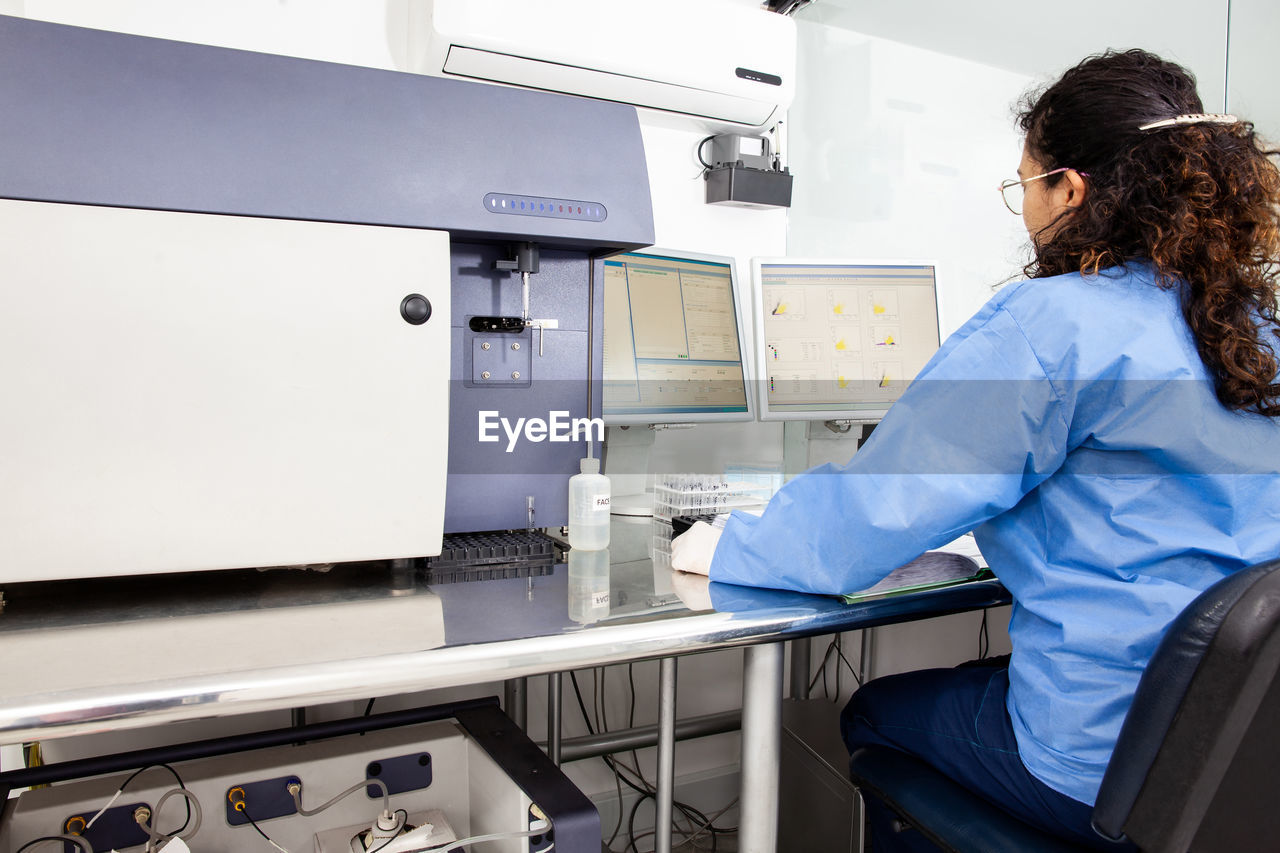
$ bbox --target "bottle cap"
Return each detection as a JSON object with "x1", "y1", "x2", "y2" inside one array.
[{"x1": 580, "y1": 457, "x2": 600, "y2": 474}]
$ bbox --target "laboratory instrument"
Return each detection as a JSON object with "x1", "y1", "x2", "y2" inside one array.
[
  {"x1": 0, "y1": 701, "x2": 589, "y2": 853},
  {"x1": 0, "y1": 14, "x2": 654, "y2": 583}
]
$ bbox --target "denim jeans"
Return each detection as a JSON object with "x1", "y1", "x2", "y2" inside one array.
[{"x1": 839, "y1": 660, "x2": 1136, "y2": 852}]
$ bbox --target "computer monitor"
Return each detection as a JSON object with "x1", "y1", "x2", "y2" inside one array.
[
  {"x1": 752, "y1": 258, "x2": 941, "y2": 423},
  {"x1": 602, "y1": 249, "x2": 753, "y2": 425}
]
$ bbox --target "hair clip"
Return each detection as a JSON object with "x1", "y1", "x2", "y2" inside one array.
[{"x1": 1138, "y1": 113, "x2": 1239, "y2": 132}]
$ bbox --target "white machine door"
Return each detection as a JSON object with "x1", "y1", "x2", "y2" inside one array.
[{"x1": 0, "y1": 200, "x2": 450, "y2": 582}]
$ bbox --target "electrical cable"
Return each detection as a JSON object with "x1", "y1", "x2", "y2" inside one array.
[
  {"x1": 695, "y1": 135, "x2": 716, "y2": 175},
  {"x1": 17, "y1": 837, "x2": 93, "y2": 853},
  {"x1": 807, "y1": 639, "x2": 834, "y2": 693},
  {"x1": 629, "y1": 796, "x2": 740, "y2": 853},
  {"x1": 979, "y1": 609, "x2": 991, "y2": 658},
  {"x1": 138, "y1": 786, "x2": 203, "y2": 852},
  {"x1": 83, "y1": 762, "x2": 191, "y2": 835},
  {"x1": 570, "y1": 669, "x2": 734, "y2": 852},
  {"x1": 835, "y1": 634, "x2": 842, "y2": 700},
  {"x1": 808, "y1": 637, "x2": 838, "y2": 696},
  {"x1": 236, "y1": 802, "x2": 290, "y2": 853},
  {"x1": 809, "y1": 632, "x2": 866, "y2": 701},
  {"x1": 833, "y1": 639, "x2": 864, "y2": 690},
  {"x1": 681, "y1": 796, "x2": 739, "y2": 848}
]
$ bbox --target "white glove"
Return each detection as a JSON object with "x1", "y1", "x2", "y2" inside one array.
[
  {"x1": 670, "y1": 521, "x2": 723, "y2": 576},
  {"x1": 670, "y1": 569, "x2": 713, "y2": 611}
]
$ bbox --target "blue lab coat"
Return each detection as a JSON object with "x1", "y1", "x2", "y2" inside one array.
[{"x1": 709, "y1": 262, "x2": 1280, "y2": 804}]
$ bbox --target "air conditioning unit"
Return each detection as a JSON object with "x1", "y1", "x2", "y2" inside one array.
[{"x1": 407, "y1": 0, "x2": 796, "y2": 128}]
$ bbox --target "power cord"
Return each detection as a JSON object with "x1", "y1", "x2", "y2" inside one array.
[
  {"x1": 81, "y1": 762, "x2": 192, "y2": 836},
  {"x1": 17, "y1": 837, "x2": 93, "y2": 853},
  {"x1": 228, "y1": 787, "x2": 292, "y2": 853},
  {"x1": 695, "y1": 135, "x2": 716, "y2": 176},
  {"x1": 809, "y1": 634, "x2": 864, "y2": 701},
  {"x1": 627, "y1": 795, "x2": 739, "y2": 852},
  {"x1": 571, "y1": 666, "x2": 737, "y2": 851},
  {"x1": 233, "y1": 800, "x2": 290, "y2": 853}
]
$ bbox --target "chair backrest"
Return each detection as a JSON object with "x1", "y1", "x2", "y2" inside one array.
[{"x1": 1092, "y1": 557, "x2": 1280, "y2": 852}]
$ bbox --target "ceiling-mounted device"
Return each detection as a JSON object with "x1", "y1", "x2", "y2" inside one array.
[
  {"x1": 703, "y1": 133, "x2": 794, "y2": 208},
  {"x1": 765, "y1": 0, "x2": 815, "y2": 15},
  {"x1": 408, "y1": 0, "x2": 796, "y2": 128}
]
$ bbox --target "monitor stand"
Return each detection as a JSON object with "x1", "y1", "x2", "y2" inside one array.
[
  {"x1": 604, "y1": 425, "x2": 657, "y2": 516},
  {"x1": 610, "y1": 492, "x2": 656, "y2": 517}
]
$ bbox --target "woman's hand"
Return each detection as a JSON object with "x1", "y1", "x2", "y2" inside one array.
[{"x1": 670, "y1": 521, "x2": 723, "y2": 576}]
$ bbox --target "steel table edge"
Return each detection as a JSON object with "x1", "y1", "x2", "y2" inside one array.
[{"x1": 0, "y1": 580, "x2": 1010, "y2": 743}]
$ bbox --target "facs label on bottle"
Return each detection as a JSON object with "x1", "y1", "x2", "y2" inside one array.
[{"x1": 593, "y1": 494, "x2": 611, "y2": 512}]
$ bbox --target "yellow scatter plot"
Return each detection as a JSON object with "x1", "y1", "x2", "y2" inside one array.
[
  {"x1": 838, "y1": 375, "x2": 850, "y2": 389},
  {"x1": 882, "y1": 335, "x2": 895, "y2": 346},
  {"x1": 878, "y1": 372, "x2": 892, "y2": 388},
  {"x1": 835, "y1": 338, "x2": 848, "y2": 351},
  {"x1": 873, "y1": 303, "x2": 887, "y2": 315},
  {"x1": 771, "y1": 302, "x2": 788, "y2": 315},
  {"x1": 832, "y1": 303, "x2": 845, "y2": 314}
]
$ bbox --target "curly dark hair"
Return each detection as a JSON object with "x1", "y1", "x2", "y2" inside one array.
[{"x1": 1017, "y1": 49, "x2": 1280, "y2": 415}]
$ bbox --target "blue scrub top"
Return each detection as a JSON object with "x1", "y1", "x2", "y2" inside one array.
[{"x1": 709, "y1": 262, "x2": 1280, "y2": 805}]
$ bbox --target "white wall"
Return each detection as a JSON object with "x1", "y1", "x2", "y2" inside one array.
[
  {"x1": 9, "y1": 0, "x2": 413, "y2": 68},
  {"x1": 786, "y1": 22, "x2": 1032, "y2": 333},
  {"x1": 799, "y1": 0, "x2": 1230, "y2": 111},
  {"x1": 1227, "y1": 0, "x2": 1280, "y2": 142}
]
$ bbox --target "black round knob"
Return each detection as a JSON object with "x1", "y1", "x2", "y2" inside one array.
[{"x1": 400, "y1": 294, "x2": 432, "y2": 325}]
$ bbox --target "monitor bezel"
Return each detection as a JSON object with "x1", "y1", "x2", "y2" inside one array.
[
  {"x1": 751, "y1": 256, "x2": 942, "y2": 423},
  {"x1": 602, "y1": 247, "x2": 756, "y2": 427}
]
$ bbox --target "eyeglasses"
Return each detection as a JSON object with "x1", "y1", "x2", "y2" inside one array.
[{"x1": 998, "y1": 167, "x2": 1088, "y2": 215}]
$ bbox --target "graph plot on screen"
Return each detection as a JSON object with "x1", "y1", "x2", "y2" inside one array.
[
  {"x1": 752, "y1": 259, "x2": 940, "y2": 422},
  {"x1": 603, "y1": 249, "x2": 753, "y2": 425}
]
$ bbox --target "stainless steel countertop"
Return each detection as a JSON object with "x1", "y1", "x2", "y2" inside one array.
[{"x1": 0, "y1": 518, "x2": 1008, "y2": 743}]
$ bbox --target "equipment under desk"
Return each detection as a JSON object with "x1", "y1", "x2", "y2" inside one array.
[{"x1": 0, "y1": 518, "x2": 1008, "y2": 853}]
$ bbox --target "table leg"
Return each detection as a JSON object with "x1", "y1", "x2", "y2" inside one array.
[
  {"x1": 740, "y1": 642, "x2": 783, "y2": 852},
  {"x1": 504, "y1": 677, "x2": 528, "y2": 730},
  {"x1": 548, "y1": 671, "x2": 562, "y2": 766},
  {"x1": 789, "y1": 637, "x2": 811, "y2": 700},
  {"x1": 655, "y1": 656, "x2": 678, "y2": 853},
  {"x1": 860, "y1": 628, "x2": 876, "y2": 685}
]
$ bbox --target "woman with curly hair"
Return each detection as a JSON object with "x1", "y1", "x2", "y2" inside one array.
[{"x1": 672, "y1": 50, "x2": 1280, "y2": 849}]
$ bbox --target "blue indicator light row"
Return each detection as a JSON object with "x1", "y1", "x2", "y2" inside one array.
[{"x1": 483, "y1": 193, "x2": 607, "y2": 222}]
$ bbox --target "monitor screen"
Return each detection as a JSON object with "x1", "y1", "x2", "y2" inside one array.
[
  {"x1": 602, "y1": 249, "x2": 753, "y2": 425},
  {"x1": 753, "y1": 259, "x2": 941, "y2": 422}
]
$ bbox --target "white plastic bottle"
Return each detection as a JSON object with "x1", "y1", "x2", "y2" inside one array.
[{"x1": 568, "y1": 456, "x2": 610, "y2": 549}]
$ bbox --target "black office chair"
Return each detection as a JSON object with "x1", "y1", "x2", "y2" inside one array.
[{"x1": 846, "y1": 557, "x2": 1280, "y2": 853}]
